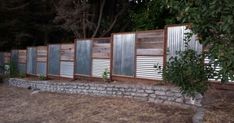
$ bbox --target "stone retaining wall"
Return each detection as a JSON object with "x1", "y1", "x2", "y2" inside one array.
[{"x1": 8, "y1": 78, "x2": 202, "y2": 107}]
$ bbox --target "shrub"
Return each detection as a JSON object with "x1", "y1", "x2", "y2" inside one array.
[
  {"x1": 163, "y1": 49, "x2": 214, "y2": 98},
  {"x1": 18, "y1": 72, "x2": 26, "y2": 78},
  {"x1": 39, "y1": 74, "x2": 47, "y2": 80}
]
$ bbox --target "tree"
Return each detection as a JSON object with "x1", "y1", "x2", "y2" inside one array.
[
  {"x1": 54, "y1": 0, "x2": 131, "y2": 38},
  {"x1": 167, "y1": 0, "x2": 234, "y2": 82}
]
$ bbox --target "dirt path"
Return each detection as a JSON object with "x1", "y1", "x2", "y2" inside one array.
[
  {"x1": 0, "y1": 84, "x2": 194, "y2": 123},
  {"x1": 203, "y1": 89, "x2": 234, "y2": 123}
]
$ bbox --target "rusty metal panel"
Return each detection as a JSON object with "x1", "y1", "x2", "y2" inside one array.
[
  {"x1": 60, "y1": 61, "x2": 74, "y2": 78},
  {"x1": 92, "y1": 59, "x2": 110, "y2": 77},
  {"x1": 113, "y1": 33, "x2": 135, "y2": 76},
  {"x1": 136, "y1": 56, "x2": 163, "y2": 80},
  {"x1": 167, "y1": 26, "x2": 202, "y2": 59},
  {"x1": 27, "y1": 47, "x2": 37, "y2": 75},
  {"x1": 48, "y1": 45, "x2": 60, "y2": 75},
  {"x1": 37, "y1": 62, "x2": 47, "y2": 76},
  {"x1": 75, "y1": 40, "x2": 92, "y2": 75}
]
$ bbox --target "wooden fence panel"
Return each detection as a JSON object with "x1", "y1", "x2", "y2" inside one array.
[
  {"x1": 136, "y1": 30, "x2": 164, "y2": 80},
  {"x1": 92, "y1": 38, "x2": 111, "y2": 77},
  {"x1": 18, "y1": 50, "x2": 27, "y2": 74},
  {"x1": 36, "y1": 46, "x2": 47, "y2": 76},
  {"x1": 4, "y1": 53, "x2": 11, "y2": 64},
  {"x1": 75, "y1": 40, "x2": 92, "y2": 76},
  {"x1": 48, "y1": 45, "x2": 60, "y2": 76},
  {"x1": 60, "y1": 44, "x2": 74, "y2": 78},
  {"x1": 112, "y1": 33, "x2": 135, "y2": 76}
]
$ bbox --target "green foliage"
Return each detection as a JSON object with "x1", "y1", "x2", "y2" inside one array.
[
  {"x1": 39, "y1": 74, "x2": 47, "y2": 80},
  {"x1": 129, "y1": 0, "x2": 179, "y2": 30},
  {"x1": 102, "y1": 68, "x2": 110, "y2": 83},
  {"x1": 163, "y1": 49, "x2": 213, "y2": 98},
  {"x1": 166, "y1": 0, "x2": 234, "y2": 82},
  {"x1": 8, "y1": 61, "x2": 18, "y2": 77},
  {"x1": 18, "y1": 72, "x2": 26, "y2": 78}
]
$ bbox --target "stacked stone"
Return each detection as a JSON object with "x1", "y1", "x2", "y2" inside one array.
[{"x1": 8, "y1": 78, "x2": 202, "y2": 107}]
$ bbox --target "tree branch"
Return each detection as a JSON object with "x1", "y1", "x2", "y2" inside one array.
[{"x1": 92, "y1": 0, "x2": 106, "y2": 38}]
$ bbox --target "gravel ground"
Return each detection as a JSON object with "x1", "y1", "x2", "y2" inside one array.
[{"x1": 0, "y1": 84, "x2": 193, "y2": 123}]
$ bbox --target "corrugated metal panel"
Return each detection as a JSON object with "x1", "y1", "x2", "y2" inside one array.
[
  {"x1": 37, "y1": 62, "x2": 47, "y2": 76},
  {"x1": 75, "y1": 40, "x2": 92, "y2": 75},
  {"x1": 167, "y1": 26, "x2": 202, "y2": 59},
  {"x1": 136, "y1": 56, "x2": 163, "y2": 80},
  {"x1": 113, "y1": 33, "x2": 135, "y2": 76},
  {"x1": 18, "y1": 63, "x2": 26, "y2": 74},
  {"x1": 27, "y1": 48, "x2": 36, "y2": 75},
  {"x1": 205, "y1": 57, "x2": 234, "y2": 82},
  {"x1": 60, "y1": 61, "x2": 74, "y2": 78},
  {"x1": 92, "y1": 59, "x2": 110, "y2": 77},
  {"x1": 48, "y1": 45, "x2": 60, "y2": 75},
  {"x1": 11, "y1": 50, "x2": 18, "y2": 69}
]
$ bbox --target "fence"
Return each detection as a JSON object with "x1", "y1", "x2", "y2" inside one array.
[
  {"x1": 1, "y1": 24, "x2": 221, "y2": 82},
  {"x1": 48, "y1": 44, "x2": 74, "y2": 79},
  {"x1": 36, "y1": 46, "x2": 48, "y2": 76},
  {"x1": 18, "y1": 50, "x2": 27, "y2": 74},
  {"x1": 74, "y1": 38, "x2": 111, "y2": 80}
]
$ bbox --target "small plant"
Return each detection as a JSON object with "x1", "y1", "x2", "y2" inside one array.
[
  {"x1": 39, "y1": 74, "x2": 47, "y2": 80},
  {"x1": 153, "y1": 63, "x2": 162, "y2": 74},
  {"x1": 102, "y1": 68, "x2": 110, "y2": 83},
  {"x1": 163, "y1": 49, "x2": 214, "y2": 98},
  {"x1": 18, "y1": 72, "x2": 26, "y2": 78}
]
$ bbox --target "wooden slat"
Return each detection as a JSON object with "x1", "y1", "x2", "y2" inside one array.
[
  {"x1": 4, "y1": 53, "x2": 11, "y2": 63},
  {"x1": 137, "y1": 49, "x2": 163, "y2": 56},
  {"x1": 37, "y1": 46, "x2": 47, "y2": 62},
  {"x1": 92, "y1": 40, "x2": 111, "y2": 59},
  {"x1": 18, "y1": 50, "x2": 26, "y2": 63},
  {"x1": 60, "y1": 44, "x2": 74, "y2": 61},
  {"x1": 136, "y1": 30, "x2": 164, "y2": 56}
]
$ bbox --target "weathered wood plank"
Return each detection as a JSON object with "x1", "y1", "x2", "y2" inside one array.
[
  {"x1": 60, "y1": 44, "x2": 74, "y2": 61},
  {"x1": 137, "y1": 49, "x2": 164, "y2": 56}
]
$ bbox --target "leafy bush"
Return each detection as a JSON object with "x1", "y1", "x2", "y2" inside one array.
[
  {"x1": 163, "y1": 49, "x2": 214, "y2": 98},
  {"x1": 39, "y1": 74, "x2": 47, "y2": 80},
  {"x1": 102, "y1": 68, "x2": 110, "y2": 83},
  {"x1": 18, "y1": 72, "x2": 26, "y2": 78}
]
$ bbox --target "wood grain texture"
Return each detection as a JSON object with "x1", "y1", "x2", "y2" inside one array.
[
  {"x1": 92, "y1": 39, "x2": 111, "y2": 59},
  {"x1": 136, "y1": 30, "x2": 164, "y2": 56},
  {"x1": 60, "y1": 44, "x2": 74, "y2": 61},
  {"x1": 18, "y1": 50, "x2": 27, "y2": 63},
  {"x1": 37, "y1": 46, "x2": 47, "y2": 62},
  {"x1": 4, "y1": 53, "x2": 11, "y2": 63}
]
